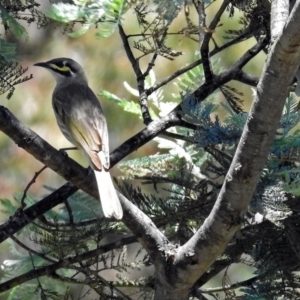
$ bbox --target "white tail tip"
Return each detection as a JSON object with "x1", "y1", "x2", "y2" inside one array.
[{"x1": 94, "y1": 170, "x2": 123, "y2": 219}]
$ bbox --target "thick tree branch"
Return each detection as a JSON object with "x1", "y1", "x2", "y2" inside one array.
[
  {"x1": 0, "y1": 106, "x2": 94, "y2": 192},
  {"x1": 171, "y1": 1, "x2": 300, "y2": 291},
  {"x1": 118, "y1": 193, "x2": 171, "y2": 265}
]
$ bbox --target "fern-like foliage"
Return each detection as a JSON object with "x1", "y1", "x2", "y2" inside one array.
[
  {"x1": 132, "y1": 4, "x2": 183, "y2": 60},
  {"x1": 239, "y1": 210, "x2": 300, "y2": 299},
  {"x1": 0, "y1": 60, "x2": 33, "y2": 99},
  {"x1": 173, "y1": 55, "x2": 206, "y2": 96},
  {"x1": 102, "y1": 69, "x2": 166, "y2": 119},
  {"x1": 0, "y1": 4, "x2": 36, "y2": 98},
  {"x1": 0, "y1": 1, "x2": 46, "y2": 37}
]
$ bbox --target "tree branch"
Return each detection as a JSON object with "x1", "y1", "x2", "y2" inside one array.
[
  {"x1": 200, "y1": 274, "x2": 262, "y2": 294},
  {"x1": 270, "y1": 0, "x2": 290, "y2": 42}
]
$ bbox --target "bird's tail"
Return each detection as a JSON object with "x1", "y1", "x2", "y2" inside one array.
[{"x1": 94, "y1": 170, "x2": 123, "y2": 219}]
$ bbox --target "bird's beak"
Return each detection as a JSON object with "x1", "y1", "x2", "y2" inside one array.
[{"x1": 33, "y1": 62, "x2": 49, "y2": 68}]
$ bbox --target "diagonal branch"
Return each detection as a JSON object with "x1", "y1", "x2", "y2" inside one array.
[
  {"x1": 0, "y1": 182, "x2": 77, "y2": 244},
  {"x1": 232, "y1": 70, "x2": 260, "y2": 87}
]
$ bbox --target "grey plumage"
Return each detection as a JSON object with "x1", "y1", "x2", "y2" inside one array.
[{"x1": 34, "y1": 58, "x2": 123, "y2": 219}]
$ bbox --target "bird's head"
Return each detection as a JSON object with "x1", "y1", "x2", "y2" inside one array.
[{"x1": 34, "y1": 57, "x2": 88, "y2": 85}]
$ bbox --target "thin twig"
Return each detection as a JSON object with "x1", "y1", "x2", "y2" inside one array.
[
  {"x1": 201, "y1": 0, "x2": 231, "y2": 83},
  {"x1": 119, "y1": 24, "x2": 152, "y2": 125},
  {"x1": 28, "y1": 251, "x2": 44, "y2": 297},
  {"x1": 0, "y1": 182, "x2": 78, "y2": 244},
  {"x1": 20, "y1": 165, "x2": 47, "y2": 208},
  {"x1": 161, "y1": 130, "x2": 196, "y2": 143},
  {"x1": 83, "y1": 268, "x2": 133, "y2": 300}
]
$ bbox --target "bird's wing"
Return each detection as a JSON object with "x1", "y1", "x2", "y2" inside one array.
[
  {"x1": 54, "y1": 86, "x2": 110, "y2": 170},
  {"x1": 66, "y1": 115, "x2": 109, "y2": 171}
]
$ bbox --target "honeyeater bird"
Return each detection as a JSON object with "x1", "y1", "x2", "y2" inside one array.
[{"x1": 34, "y1": 57, "x2": 123, "y2": 219}]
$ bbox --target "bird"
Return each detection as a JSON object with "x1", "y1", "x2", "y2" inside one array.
[{"x1": 34, "y1": 57, "x2": 123, "y2": 219}]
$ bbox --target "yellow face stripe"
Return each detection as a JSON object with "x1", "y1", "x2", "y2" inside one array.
[{"x1": 50, "y1": 63, "x2": 70, "y2": 72}]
